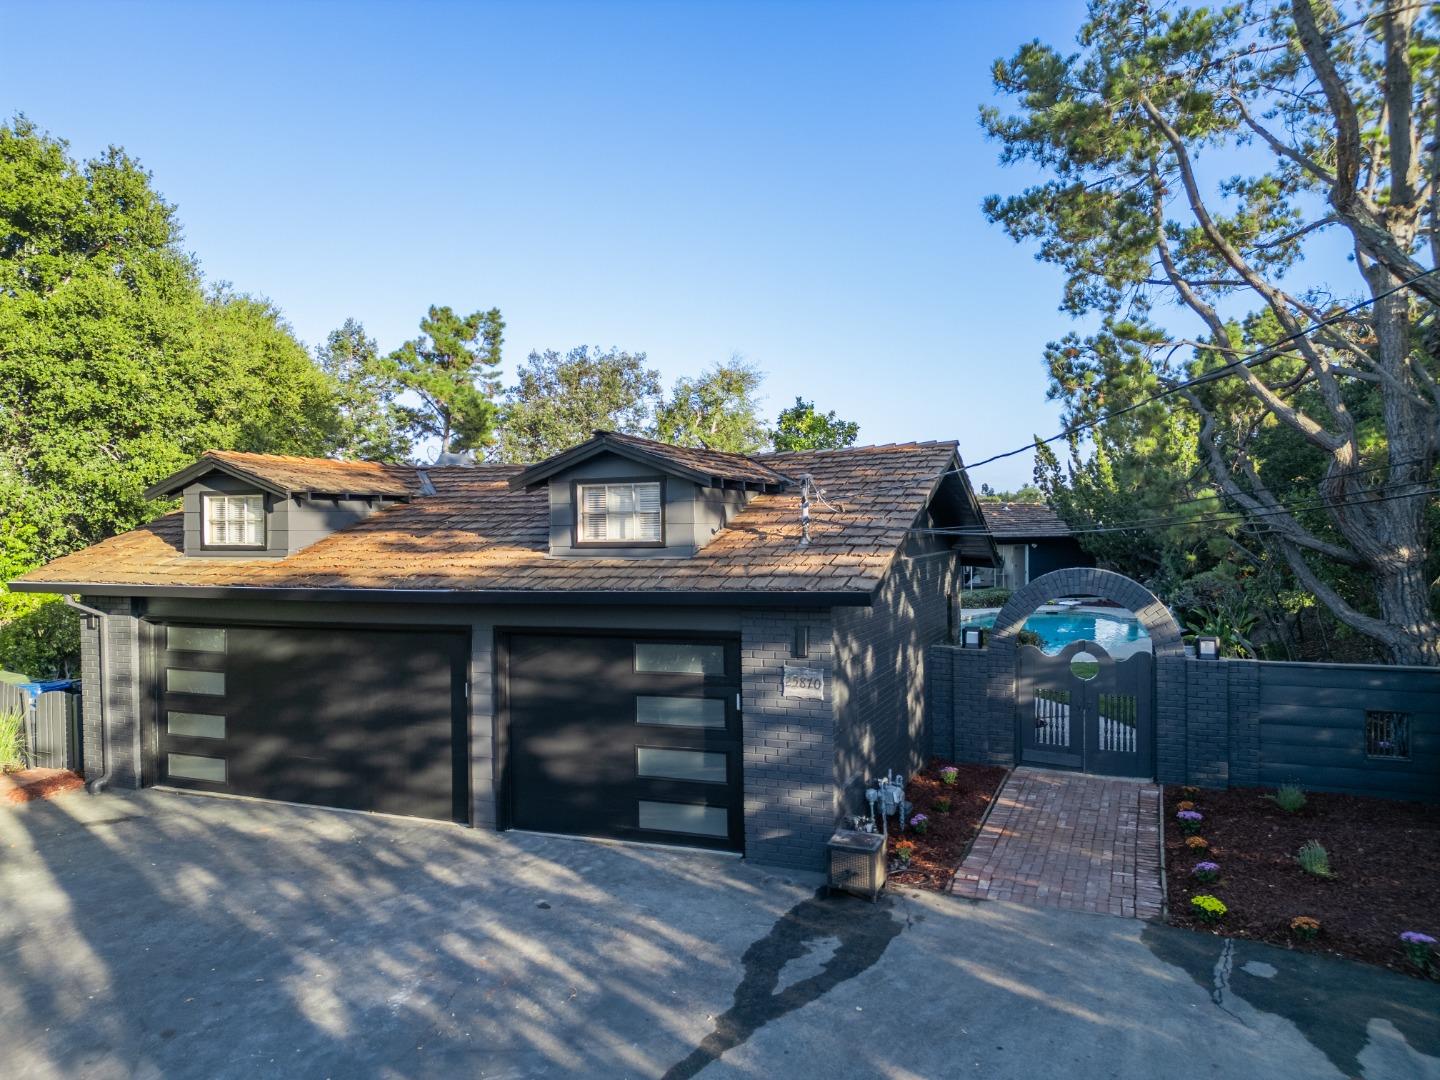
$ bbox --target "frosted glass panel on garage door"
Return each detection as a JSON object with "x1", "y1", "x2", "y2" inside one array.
[
  {"x1": 635, "y1": 696, "x2": 726, "y2": 729},
  {"x1": 634, "y1": 643, "x2": 724, "y2": 675},
  {"x1": 637, "y1": 800, "x2": 728, "y2": 837}
]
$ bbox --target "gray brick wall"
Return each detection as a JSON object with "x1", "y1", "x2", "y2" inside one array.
[
  {"x1": 77, "y1": 595, "x2": 143, "y2": 788},
  {"x1": 740, "y1": 607, "x2": 836, "y2": 871},
  {"x1": 832, "y1": 529, "x2": 956, "y2": 818}
]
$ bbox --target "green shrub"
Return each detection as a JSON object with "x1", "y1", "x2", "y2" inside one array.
[
  {"x1": 933, "y1": 796, "x2": 952, "y2": 813},
  {"x1": 1297, "y1": 840, "x2": 1334, "y2": 878},
  {"x1": 1190, "y1": 894, "x2": 1227, "y2": 923},
  {"x1": 1017, "y1": 629, "x2": 1048, "y2": 649},
  {"x1": 1268, "y1": 783, "x2": 1307, "y2": 813},
  {"x1": 957, "y1": 587, "x2": 1011, "y2": 610},
  {"x1": 0, "y1": 710, "x2": 27, "y2": 772}
]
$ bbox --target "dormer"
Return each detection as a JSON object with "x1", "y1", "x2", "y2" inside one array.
[
  {"x1": 144, "y1": 451, "x2": 415, "y2": 558},
  {"x1": 510, "y1": 431, "x2": 792, "y2": 558}
]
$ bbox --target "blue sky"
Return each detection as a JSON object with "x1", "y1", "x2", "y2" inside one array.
[{"x1": 4, "y1": 0, "x2": 1096, "y2": 487}]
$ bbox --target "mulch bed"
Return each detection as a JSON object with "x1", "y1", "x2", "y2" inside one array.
[
  {"x1": 885, "y1": 759, "x2": 1009, "y2": 891},
  {"x1": 0, "y1": 768, "x2": 85, "y2": 804},
  {"x1": 1163, "y1": 784, "x2": 1440, "y2": 977}
]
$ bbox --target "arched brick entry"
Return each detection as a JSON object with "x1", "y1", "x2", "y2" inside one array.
[
  {"x1": 977, "y1": 568, "x2": 1185, "y2": 779},
  {"x1": 987, "y1": 568, "x2": 1185, "y2": 659}
]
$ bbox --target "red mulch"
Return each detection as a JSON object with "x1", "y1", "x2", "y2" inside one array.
[
  {"x1": 0, "y1": 768, "x2": 85, "y2": 804},
  {"x1": 885, "y1": 759, "x2": 1009, "y2": 891},
  {"x1": 1163, "y1": 784, "x2": 1440, "y2": 977}
]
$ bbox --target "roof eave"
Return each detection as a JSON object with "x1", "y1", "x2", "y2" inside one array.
[{"x1": 6, "y1": 580, "x2": 873, "y2": 608}]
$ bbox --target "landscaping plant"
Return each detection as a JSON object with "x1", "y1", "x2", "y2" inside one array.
[
  {"x1": 1175, "y1": 800, "x2": 1195, "y2": 812},
  {"x1": 0, "y1": 710, "x2": 27, "y2": 772},
  {"x1": 1268, "y1": 784, "x2": 1308, "y2": 814},
  {"x1": 1175, "y1": 809, "x2": 1203, "y2": 835},
  {"x1": 1400, "y1": 932, "x2": 1438, "y2": 978},
  {"x1": 1191, "y1": 861, "x2": 1219, "y2": 884},
  {"x1": 893, "y1": 840, "x2": 916, "y2": 866},
  {"x1": 939, "y1": 766, "x2": 959, "y2": 786},
  {"x1": 1290, "y1": 917, "x2": 1321, "y2": 942},
  {"x1": 909, "y1": 813, "x2": 929, "y2": 835},
  {"x1": 932, "y1": 796, "x2": 952, "y2": 814},
  {"x1": 1296, "y1": 840, "x2": 1335, "y2": 879},
  {"x1": 1184, "y1": 836, "x2": 1209, "y2": 852},
  {"x1": 1190, "y1": 895, "x2": 1227, "y2": 924}
]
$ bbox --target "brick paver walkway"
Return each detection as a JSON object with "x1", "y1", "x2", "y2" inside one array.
[{"x1": 952, "y1": 768, "x2": 1163, "y2": 919}]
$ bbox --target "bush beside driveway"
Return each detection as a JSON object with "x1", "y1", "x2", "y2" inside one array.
[{"x1": 1, "y1": 791, "x2": 1436, "y2": 1080}]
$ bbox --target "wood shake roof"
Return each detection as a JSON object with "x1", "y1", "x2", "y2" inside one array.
[
  {"x1": 145, "y1": 450, "x2": 416, "y2": 499},
  {"x1": 16, "y1": 442, "x2": 966, "y2": 599},
  {"x1": 980, "y1": 501, "x2": 1074, "y2": 539}
]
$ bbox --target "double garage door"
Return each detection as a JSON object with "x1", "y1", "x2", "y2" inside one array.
[
  {"x1": 154, "y1": 623, "x2": 743, "y2": 853},
  {"x1": 156, "y1": 623, "x2": 470, "y2": 822}
]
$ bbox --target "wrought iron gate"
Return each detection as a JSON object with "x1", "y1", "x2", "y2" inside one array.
[{"x1": 1016, "y1": 639, "x2": 1153, "y2": 778}]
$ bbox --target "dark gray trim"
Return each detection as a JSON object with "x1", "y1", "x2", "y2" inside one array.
[
  {"x1": 146, "y1": 458, "x2": 289, "y2": 501},
  {"x1": 509, "y1": 432, "x2": 790, "y2": 493},
  {"x1": 10, "y1": 581, "x2": 874, "y2": 607},
  {"x1": 570, "y1": 475, "x2": 667, "y2": 549}
]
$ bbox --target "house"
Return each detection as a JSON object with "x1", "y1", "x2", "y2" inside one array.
[
  {"x1": 10, "y1": 432, "x2": 998, "y2": 870},
  {"x1": 964, "y1": 501, "x2": 1093, "y2": 592}
]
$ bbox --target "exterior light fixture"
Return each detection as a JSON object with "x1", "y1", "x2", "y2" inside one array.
[
  {"x1": 792, "y1": 624, "x2": 810, "y2": 659},
  {"x1": 1196, "y1": 636, "x2": 1220, "y2": 659},
  {"x1": 961, "y1": 626, "x2": 986, "y2": 649}
]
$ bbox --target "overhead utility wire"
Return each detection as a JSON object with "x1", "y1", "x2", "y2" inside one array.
[
  {"x1": 914, "y1": 480, "x2": 1440, "y2": 539},
  {"x1": 945, "y1": 265, "x2": 1440, "y2": 476},
  {"x1": 973, "y1": 452, "x2": 1439, "y2": 521}
]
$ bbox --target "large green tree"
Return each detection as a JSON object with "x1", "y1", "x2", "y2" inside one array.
[
  {"x1": 656, "y1": 358, "x2": 769, "y2": 454},
  {"x1": 493, "y1": 346, "x2": 661, "y2": 463},
  {"x1": 771, "y1": 397, "x2": 860, "y2": 451},
  {"x1": 385, "y1": 305, "x2": 504, "y2": 454},
  {"x1": 985, "y1": 0, "x2": 1440, "y2": 664},
  {"x1": 0, "y1": 116, "x2": 353, "y2": 674},
  {"x1": 315, "y1": 318, "x2": 411, "y2": 462}
]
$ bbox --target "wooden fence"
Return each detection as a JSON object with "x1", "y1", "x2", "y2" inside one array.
[{"x1": 0, "y1": 682, "x2": 81, "y2": 771}]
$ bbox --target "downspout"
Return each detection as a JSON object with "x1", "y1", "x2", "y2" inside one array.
[{"x1": 62, "y1": 596, "x2": 111, "y2": 793}]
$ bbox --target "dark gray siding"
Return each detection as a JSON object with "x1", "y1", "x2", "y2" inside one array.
[
  {"x1": 832, "y1": 518, "x2": 958, "y2": 818},
  {"x1": 182, "y1": 474, "x2": 286, "y2": 557},
  {"x1": 1255, "y1": 662, "x2": 1439, "y2": 799},
  {"x1": 181, "y1": 473, "x2": 395, "y2": 557},
  {"x1": 544, "y1": 450, "x2": 750, "y2": 558}
]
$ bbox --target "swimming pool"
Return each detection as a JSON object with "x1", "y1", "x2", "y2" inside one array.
[{"x1": 960, "y1": 609, "x2": 1150, "y2": 655}]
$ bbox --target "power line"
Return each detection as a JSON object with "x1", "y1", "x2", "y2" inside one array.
[
  {"x1": 947, "y1": 265, "x2": 1440, "y2": 476},
  {"x1": 974, "y1": 452, "x2": 1438, "y2": 520},
  {"x1": 916, "y1": 479, "x2": 1440, "y2": 539}
]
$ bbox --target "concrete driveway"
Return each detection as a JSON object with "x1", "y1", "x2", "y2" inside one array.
[{"x1": 1, "y1": 791, "x2": 1436, "y2": 1080}]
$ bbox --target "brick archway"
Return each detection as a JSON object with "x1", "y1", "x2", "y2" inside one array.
[{"x1": 988, "y1": 567, "x2": 1185, "y2": 659}]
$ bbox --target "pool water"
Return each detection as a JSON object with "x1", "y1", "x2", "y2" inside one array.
[{"x1": 961, "y1": 610, "x2": 1149, "y2": 655}]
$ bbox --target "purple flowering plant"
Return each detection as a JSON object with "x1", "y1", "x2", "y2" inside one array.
[
  {"x1": 1192, "y1": 860, "x2": 1219, "y2": 883},
  {"x1": 939, "y1": 766, "x2": 959, "y2": 786},
  {"x1": 1176, "y1": 809, "x2": 1204, "y2": 834},
  {"x1": 1400, "y1": 931, "x2": 1438, "y2": 976},
  {"x1": 909, "y1": 813, "x2": 929, "y2": 835}
]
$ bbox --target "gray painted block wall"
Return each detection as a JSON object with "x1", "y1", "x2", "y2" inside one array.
[
  {"x1": 929, "y1": 642, "x2": 1440, "y2": 801},
  {"x1": 77, "y1": 595, "x2": 143, "y2": 788},
  {"x1": 833, "y1": 525, "x2": 956, "y2": 815}
]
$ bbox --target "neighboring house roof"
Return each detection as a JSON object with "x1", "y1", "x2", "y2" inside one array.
[
  {"x1": 15, "y1": 441, "x2": 991, "y2": 602},
  {"x1": 510, "y1": 430, "x2": 792, "y2": 492},
  {"x1": 144, "y1": 450, "x2": 416, "y2": 500},
  {"x1": 980, "y1": 501, "x2": 1074, "y2": 539}
]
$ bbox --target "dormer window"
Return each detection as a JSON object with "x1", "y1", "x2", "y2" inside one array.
[
  {"x1": 202, "y1": 493, "x2": 265, "y2": 548},
  {"x1": 577, "y1": 481, "x2": 663, "y2": 545}
]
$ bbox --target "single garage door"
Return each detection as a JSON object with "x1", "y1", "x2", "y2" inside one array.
[
  {"x1": 505, "y1": 632, "x2": 743, "y2": 851},
  {"x1": 155, "y1": 623, "x2": 469, "y2": 822}
]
